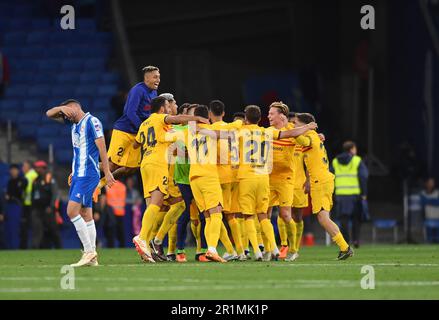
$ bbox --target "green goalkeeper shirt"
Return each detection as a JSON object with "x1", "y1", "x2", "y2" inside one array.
[{"x1": 173, "y1": 124, "x2": 190, "y2": 185}]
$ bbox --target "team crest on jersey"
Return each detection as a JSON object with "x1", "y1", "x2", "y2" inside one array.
[{"x1": 72, "y1": 132, "x2": 80, "y2": 147}]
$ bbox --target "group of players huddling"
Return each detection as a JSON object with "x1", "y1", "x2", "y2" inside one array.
[{"x1": 46, "y1": 66, "x2": 353, "y2": 266}]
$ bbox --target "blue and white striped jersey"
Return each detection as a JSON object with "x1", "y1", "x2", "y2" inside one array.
[{"x1": 71, "y1": 112, "x2": 103, "y2": 179}]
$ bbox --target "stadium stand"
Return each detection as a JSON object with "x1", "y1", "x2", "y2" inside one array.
[{"x1": 0, "y1": 1, "x2": 120, "y2": 165}]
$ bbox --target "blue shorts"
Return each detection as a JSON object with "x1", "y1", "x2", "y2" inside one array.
[{"x1": 69, "y1": 176, "x2": 100, "y2": 208}]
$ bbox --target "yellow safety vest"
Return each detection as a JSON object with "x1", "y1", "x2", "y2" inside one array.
[
  {"x1": 332, "y1": 155, "x2": 361, "y2": 195},
  {"x1": 24, "y1": 169, "x2": 38, "y2": 206}
]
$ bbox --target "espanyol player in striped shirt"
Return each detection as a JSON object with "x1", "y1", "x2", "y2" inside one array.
[{"x1": 46, "y1": 99, "x2": 115, "y2": 267}]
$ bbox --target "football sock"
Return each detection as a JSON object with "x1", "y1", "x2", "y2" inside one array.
[
  {"x1": 70, "y1": 215, "x2": 92, "y2": 253},
  {"x1": 332, "y1": 232, "x2": 349, "y2": 252},
  {"x1": 207, "y1": 213, "x2": 222, "y2": 249},
  {"x1": 205, "y1": 217, "x2": 211, "y2": 245},
  {"x1": 150, "y1": 210, "x2": 166, "y2": 241},
  {"x1": 167, "y1": 224, "x2": 177, "y2": 254},
  {"x1": 220, "y1": 221, "x2": 235, "y2": 254},
  {"x1": 191, "y1": 221, "x2": 202, "y2": 253},
  {"x1": 286, "y1": 219, "x2": 297, "y2": 253},
  {"x1": 238, "y1": 217, "x2": 248, "y2": 251},
  {"x1": 260, "y1": 218, "x2": 278, "y2": 254},
  {"x1": 139, "y1": 204, "x2": 160, "y2": 242},
  {"x1": 261, "y1": 231, "x2": 271, "y2": 252},
  {"x1": 86, "y1": 220, "x2": 97, "y2": 251},
  {"x1": 228, "y1": 218, "x2": 243, "y2": 255},
  {"x1": 155, "y1": 201, "x2": 186, "y2": 243},
  {"x1": 277, "y1": 216, "x2": 288, "y2": 246},
  {"x1": 295, "y1": 220, "x2": 304, "y2": 252},
  {"x1": 245, "y1": 218, "x2": 261, "y2": 254},
  {"x1": 254, "y1": 218, "x2": 263, "y2": 247}
]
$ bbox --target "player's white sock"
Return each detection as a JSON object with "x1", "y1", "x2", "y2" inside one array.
[
  {"x1": 208, "y1": 246, "x2": 218, "y2": 254},
  {"x1": 86, "y1": 220, "x2": 97, "y2": 252},
  {"x1": 70, "y1": 215, "x2": 93, "y2": 253}
]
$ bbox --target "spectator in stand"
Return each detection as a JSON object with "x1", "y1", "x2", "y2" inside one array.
[
  {"x1": 20, "y1": 160, "x2": 38, "y2": 249},
  {"x1": 94, "y1": 193, "x2": 116, "y2": 248},
  {"x1": 31, "y1": 161, "x2": 61, "y2": 249},
  {"x1": 420, "y1": 177, "x2": 439, "y2": 243},
  {"x1": 0, "y1": 50, "x2": 10, "y2": 98},
  {"x1": 105, "y1": 180, "x2": 127, "y2": 247},
  {"x1": 5, "y1": 164, "x2": 27, "y2": 206},
  {"x1": 125, "y1": 176, "x2": 142, "y2": 206},
  {"x1": 125, "y1": 176, "x2": 143, "y2": 239}
]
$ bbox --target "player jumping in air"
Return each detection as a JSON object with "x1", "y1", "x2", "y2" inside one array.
[
  {"x1": 92, "y1": 66, "x2": 160, "y2": 200},
  {"x1": 46, "y1": 99, "x2": 115, "y2": 267}
]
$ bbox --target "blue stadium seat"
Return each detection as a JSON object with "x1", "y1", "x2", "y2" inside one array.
[
  {"x1": 89, "y1": 45, "x2": 111, "y2": 58},
  {"x1": 20, "y1": 45, "x2": 45, "y2": 58},
  {"x1": 51, "y1": 85, "x2": 76, "y2": 97},
  {"x1": 10, "y1": 58, "x2": 37, "y2": 72},
  {"x1": 17, "y1": 124, "x2": 37, "y2": 139},
  {"x1": 372, "y1": 219, "x2": 398, "y2": 243},
  {"x1": 28, "y1": 84, "x2": 52, "y2": 97},
  {"x1": 49, "y1": 32, "x2": 68, "y2": 43},
  {"x1": 56, "y1": 73, "x2": 81, "y2": 84},
  {"x1": 101, "y1": 72, "x2": 119, "y2": 84},
  {"x1": 61, "y1": 59, "x2": 84, "y2": 71},
  {"x1": 37, "y1": 125, "x2": 58, "y2": 138},
  {"x1": 84, "y1": 58, "x2": 105, "y2": 71},
  {"x1": 11, "y1": 71, "x2": 34, "y2": 84},
  {"x1": 75, "y1": 97, "x2": 91, "y2": 108},
  {"x1": 8, "y1": 18, "x2": 28, "y2": 30},
  {"x1": 23, "y1": 99, "x2": 45, "y2": 111},
  {"x1": 33, "y1": 72, "x2": 57, "y2": 85},
  {"x1": 76, "y1": 18, "x2": 96, "y2": 31},
  {"x1": 31, "y1": 19, "x2": 51, "y2": 29},
  {"x1": 4, "y1": 85, "x2": 28, "y2": 98},
  {"x1": 27, "y1": 31, "x2": 50, "y2": 44},
  {"x1": 17, "y1": 112, "x2": 41, "y2": 125},
  {"x1": 3, "y1": 32, "x2": 27, "y2": 45},
  {"x1": 38, "y1": 59, "x2": 59, "y2": 72},
  {"x1": 0, "y1": 111, "x2": 18, "y2": 123},
  {"x1": 97, "y1": 84, "x2": 117, "y2": 96},
  {"x1": 1, "y1": 46, "x2": 21, "y2": 58},
  {"x1": 44, "y1": 45, "x2": 68, "y2": 58},
  {"x1": 75, "y1": 85, "x2": 96, "y2": 97},
  {"x1": 79, "y1": 72, "x2": 100, "y2": 84},
  {"x1": 92, "y1": 97, "x2": 112, "y2": 110},
  {"x1": 0, "y1": 99, "x2": 21, "y2": 111}
]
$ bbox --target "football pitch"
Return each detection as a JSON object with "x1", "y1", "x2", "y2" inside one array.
[{"x1": 0, "y1": 245, "x2": 438, "y2": 300}]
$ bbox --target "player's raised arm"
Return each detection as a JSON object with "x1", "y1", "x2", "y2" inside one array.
[
  {"x1": 95, "y1": 137, "x2": 115, "y2": 188},
  {"x1": 164, "y1": 114, "x2": 209, "y2": 125},
  {"x1": 46, "y1": 105, "x2": 75, "y2": 123},
  {"x1": 278, "y1": 122, "x2": 317, "y2": 140}
]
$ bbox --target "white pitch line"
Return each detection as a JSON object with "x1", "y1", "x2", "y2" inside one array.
[
  {"x1": 2, "y1": 280, "x2": 439, "y2": 294},
  {"x1": 1, "y1": 262, "x2": 438, "y2": 269}
]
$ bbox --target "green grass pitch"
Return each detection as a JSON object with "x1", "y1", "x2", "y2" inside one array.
[{"x1": 0, "y1": 245, "x2": 438, "y2": 299}]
